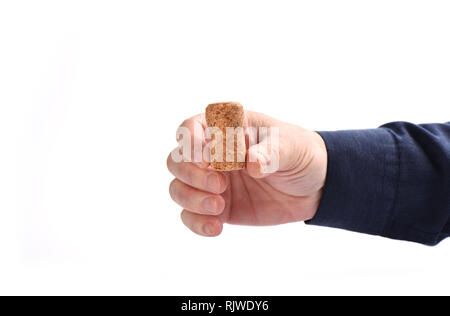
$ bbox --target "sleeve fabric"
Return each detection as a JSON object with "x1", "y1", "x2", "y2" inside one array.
[{"x1": 306, "y1": 122, "x2": 450, "y2": 245}]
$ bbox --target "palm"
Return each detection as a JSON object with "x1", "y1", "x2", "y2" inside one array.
[{"x1": 220, "y1": 169, "x2": 322, "y2": 226}]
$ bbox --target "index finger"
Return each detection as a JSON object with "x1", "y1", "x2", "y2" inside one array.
[
  {"x1": 167, "y1": 152, "x2": 228, "y2": 194},
  {"x1": 175, "y1": 113, "x2": 210, "y2": 168}
]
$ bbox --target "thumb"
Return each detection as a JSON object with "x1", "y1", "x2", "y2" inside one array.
[
  {"x1": 246, "y1": 136, "x2": 280, "y2": 179},
  {"x1": 243, "y1": 110, "x2": 303, "y2": 179}
]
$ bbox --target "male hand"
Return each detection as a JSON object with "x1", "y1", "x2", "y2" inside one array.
[{"x1": 167, "y1": 111, "x2": 328, "y2": 236}]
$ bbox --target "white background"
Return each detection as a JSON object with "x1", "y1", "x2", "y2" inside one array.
[{"x1": 1, "y1": 0, "x2": 449, "y2": 295}]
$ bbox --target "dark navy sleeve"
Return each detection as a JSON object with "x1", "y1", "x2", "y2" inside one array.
[{"x1": 306, "y1": 122, "x2": 450, "y2": 245}]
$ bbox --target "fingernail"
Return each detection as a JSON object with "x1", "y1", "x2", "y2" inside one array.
[
  {"x1": 257, "y1": 154, "x2": 268, "y2": 174},
  {"x1": 202, "y1": 197, "x2": 217, "y2": 214},
  {"x1": 194, "y1": 162, "x2": 205, "y2": 168},
  {"x1": 203, "y1": 223, "x2": 215, "y2": 235},
  {"x1": 257, "y1": 154, "x2": 266, "y2": 166},
  {"x1": 257, "y1": 152, "x2": 272, "y2": 174},
  {"x1": 203, "y1": 149, "x2": 211, "y2": 163},
  {"x1": 206, "y1": 173, "x2": 220, "y2": 192},
  {"x1": 258, "y1": 151, "x2": 271, "y2": 165}
]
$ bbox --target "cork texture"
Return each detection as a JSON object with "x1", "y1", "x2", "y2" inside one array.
[{"x1": 205, "y1": 102, "x2": 246, "y2": 171}]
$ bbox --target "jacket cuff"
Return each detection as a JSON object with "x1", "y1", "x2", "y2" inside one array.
[{"x1": 306, "y1": 128, "x2": 399, "y2": 238}]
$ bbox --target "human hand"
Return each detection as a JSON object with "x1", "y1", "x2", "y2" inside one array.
[{"x1": 167, "y1": 110, "x2": 328, "y2": 236}]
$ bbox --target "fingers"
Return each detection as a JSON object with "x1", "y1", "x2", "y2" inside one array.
[
  {"x1": 181, "y1": 210, "x2": 223, "y2": 237},
  {"x1": 169, "y1": 115, "x2": 228, "y2": 236},
  {"x1": 169, "y1": 179, "x2": 225, "y2": 215},
  {"x1": 167, "y1": 154, "x2": 228, "y2": 194}
]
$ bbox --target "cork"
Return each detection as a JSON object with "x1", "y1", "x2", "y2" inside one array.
[{"x1": 205, "y1": 102, "x2": 246, "y2": 171}]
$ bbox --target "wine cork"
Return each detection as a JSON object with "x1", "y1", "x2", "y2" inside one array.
[{"x1": 205, "y1": 102, "x2": 246, "y2": 171}]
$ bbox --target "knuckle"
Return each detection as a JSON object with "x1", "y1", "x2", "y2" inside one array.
[
  {"x1": 166, "y1": 153, "x2": 172, "y2": 170},
  {"x1": 180, "y1": 118, "x2": 192, "y2": 129},
  {"x1": 169, "y1": 179, "x2": 178, "y2": 200},
  {"x1": 184, "y1": 167, "x2": 195, "y2": 185}
]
